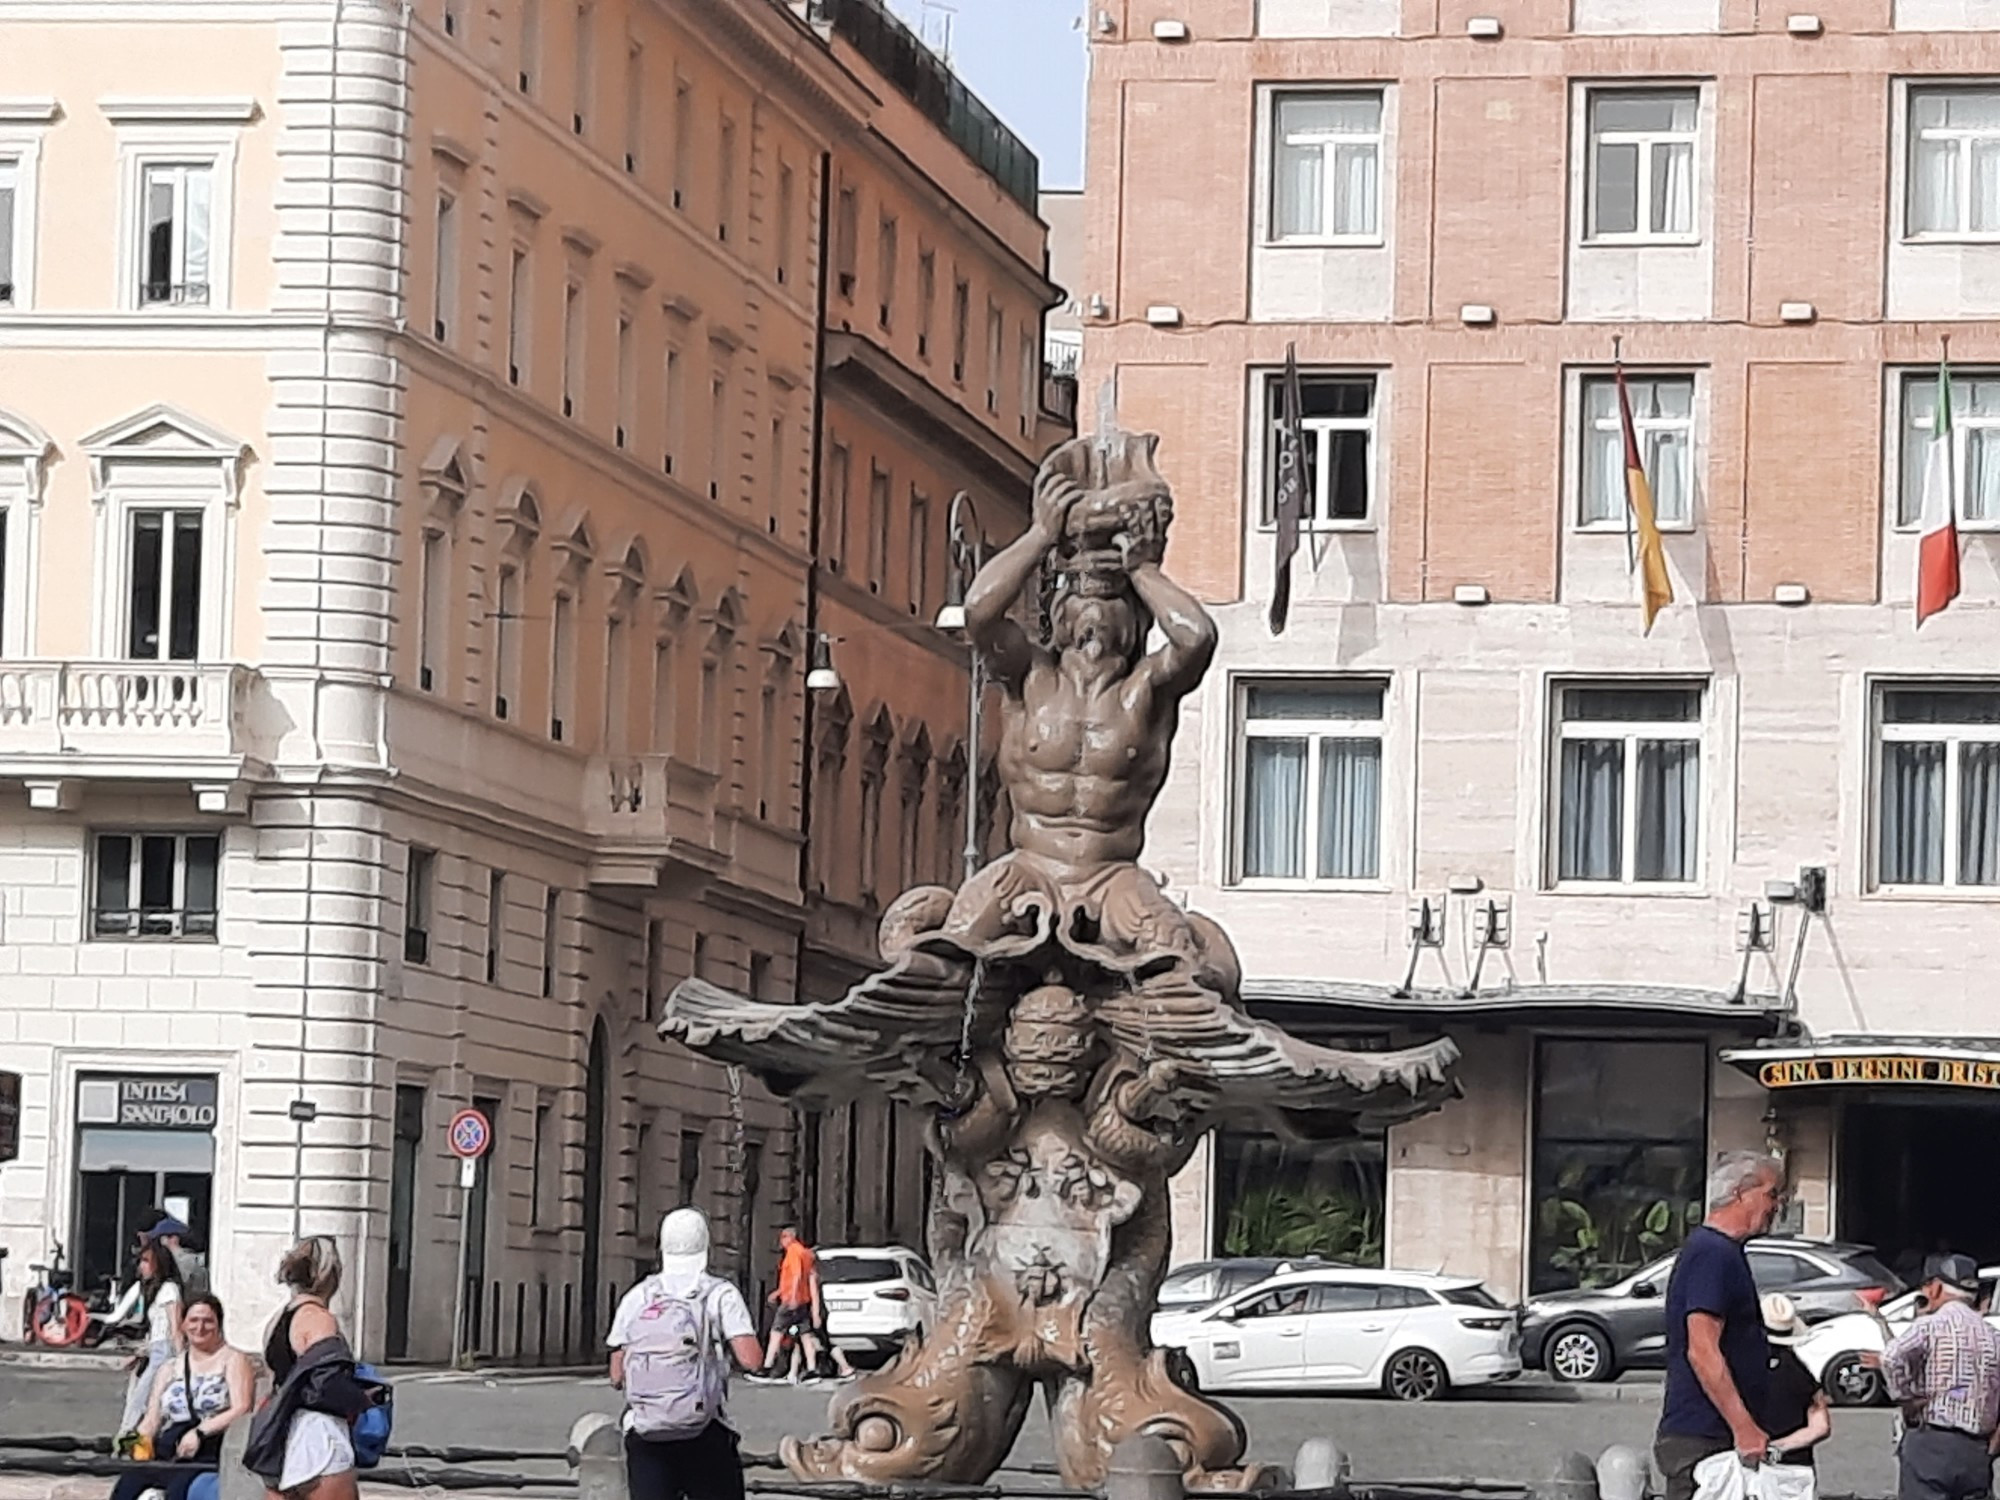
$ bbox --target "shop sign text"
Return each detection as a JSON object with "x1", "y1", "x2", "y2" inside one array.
[
  {"x1": 1758, "y1": 1055, "x2": 2000, "y2": 1090},
  {"x1": 116, "y1": 1078, "x2": 219, "y2": 1129}
]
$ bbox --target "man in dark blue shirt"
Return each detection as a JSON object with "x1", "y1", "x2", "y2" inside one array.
[{"x1": 1655, "y1": 1152, "x2": 1787, "y2": 1500}]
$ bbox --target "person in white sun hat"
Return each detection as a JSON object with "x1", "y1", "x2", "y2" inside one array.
[{"x1": 1757, "y1": 1293, "x2": 1832, "y2": 1473}]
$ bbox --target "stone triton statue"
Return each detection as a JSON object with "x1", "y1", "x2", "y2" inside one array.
[{"x1": 661, "y1": 421, "x2": 1460, "y2": 1492}]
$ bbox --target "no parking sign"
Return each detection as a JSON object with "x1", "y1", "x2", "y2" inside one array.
[
  {"x1": 448, "y1": 1107, "x2": 492, "y2": 1162},
  {"x1": 446, "y1": 1107, "x2": 491, "y2": 1369}
]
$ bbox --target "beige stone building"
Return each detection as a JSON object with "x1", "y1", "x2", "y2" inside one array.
[
  {"x1": 0, "y1": 0, "x2": 1063, "y2": 1361},
  {"x1": 1086, "y1": 0, "x2": 2000, "y2": 1302}
]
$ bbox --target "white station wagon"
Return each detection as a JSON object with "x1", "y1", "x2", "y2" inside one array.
[{"x1": 1149, "y1": 1265, "x2": 1523, "y2": 1401}]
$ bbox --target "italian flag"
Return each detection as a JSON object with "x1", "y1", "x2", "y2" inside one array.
[{"x1": 1917, "y1": 356, "x2": 1961, "y2": 627}]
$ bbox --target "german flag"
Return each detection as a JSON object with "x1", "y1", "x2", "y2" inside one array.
[{"x1": 1616, "y1": 361, "x2": 1676, "y2": 634}]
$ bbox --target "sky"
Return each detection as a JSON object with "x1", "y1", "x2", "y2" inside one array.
[{"x1": 884, "y1": 0, "x2": 1090, "y2": 190}]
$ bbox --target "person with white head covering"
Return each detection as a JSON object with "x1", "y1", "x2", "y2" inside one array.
[
  {"x1": 1757, "y1": 1294, "x2": 1831, "y2": 1476},
  {"x1": 608, "y1": 1209, "x2": 763, "y2": 1500}
]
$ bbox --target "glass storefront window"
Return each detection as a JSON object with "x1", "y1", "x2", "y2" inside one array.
[
  {"x1": 1530, "y1": 1038, "x2": 1708, "y2": 1293},
  {"x1": 1213, "y1": 1129, "x2": 1387, "y2": 1265}
]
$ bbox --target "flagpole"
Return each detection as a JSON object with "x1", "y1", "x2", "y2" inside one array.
[{"x1": 1614, "y1": 335, "x2": 1636, "y2": 577}]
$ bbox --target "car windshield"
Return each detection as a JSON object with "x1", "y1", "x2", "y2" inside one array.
[
  {"x1": 1159, "y1": 1268, "x2": 1221, "y2": 1305},
  {"x1": 1441, "y1": 1285, "x2": 1505, "y2": 1309},
  {"x1": 1846, "y1": 1253, "x2": 1904, "y2": 1293},
  {"x1": 819, "y1": 1257, "x2": 902, "y2": 1284}
]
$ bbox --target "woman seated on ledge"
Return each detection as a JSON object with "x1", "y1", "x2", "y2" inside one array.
[{"x1": 112, "y1": 1294, "x2": 254, "y2": 1500}]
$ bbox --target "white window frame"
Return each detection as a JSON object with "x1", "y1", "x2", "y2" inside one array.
[
  {"x1": 1904, "y1": 84, "x2": 2000, "y2": 243},
  {"x1": 112, "y1": 123, "x2": 242, "y2": 312},
  {"x1": 90, "y1": 830, "x2": 222, "y2": 941},
  {"x1": 1583, "y1": 88, "x2": 1701, "y2": 246},
  {"x1": 1872, "y1": 682, "x2": 2000, "y2": 894},
  {"x1": 0, "y1": 109, "x2": 50, "y2": 310},
  {"x1": 1548, "y1": 682, "x2": 1706, "y2": 891},
  {"x1": 0, "y1": 410, "x2": 53, "y2": 656},
  {"x1": 1894, "y1": 368, "x2": 2000, "y2": 532},
  {"x1": 1231, "y1": 678, "x2": 1388, "y2": 889},
  {"x1": 1576, "y1": 372, "x2": 1698, "y2": 532},
  {"x1": 1266, "y1": 89, "x2": 1386, "y2": 246},
  {"x1": 1257, "y1": 368, "x2": 1381, "y2": 532}
]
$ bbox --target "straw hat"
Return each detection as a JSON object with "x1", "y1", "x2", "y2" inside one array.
[{"x1": 1761, "y1": 1292, "x2": 1806, "y2": 1346}]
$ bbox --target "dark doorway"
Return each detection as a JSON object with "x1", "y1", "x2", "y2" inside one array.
[
  {"x1": 580, "y1": 1021, "x2": 608, "y2": 1349},
  {"x1": 386, "y1": 1085, "x2": 425, "y2": 1361},
  {"x1": 1840, "y1": 1099, "x2": 2000, "y2": 1279}
]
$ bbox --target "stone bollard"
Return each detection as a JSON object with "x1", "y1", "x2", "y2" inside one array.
[
  {"x1": 1596, "y1": 1445, "x2": 1650, "y2": 1500},
  {"x1": 1292, "y1": 1437, "x2": 1352, "y2": 1496},
  {"x1": 1106, "y1": 1435, "x2": 1186, "y2": 1500},
  {"x1": 569, "y1": 1412, "x2": 629, "y2": 1500},
  {"x1": 1538, "y1": 1451, "x2": 1602, "y2": 1500}
]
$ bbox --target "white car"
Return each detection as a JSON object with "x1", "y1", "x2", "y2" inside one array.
[
  {"x1": 816, "y1": 1246, "x2": 938, "y2": 1360},
  {"x1": 1149, "y1": 1266, "x2": 1523, "y2": 1401},
  {"x1": 1797, "y1": 1267, "x2": 2000, "y2": 1406}
]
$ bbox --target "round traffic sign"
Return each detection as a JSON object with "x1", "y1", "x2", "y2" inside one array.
[{"x1": 447, "y1": 1108, "x2": 492, "y2": 1160}]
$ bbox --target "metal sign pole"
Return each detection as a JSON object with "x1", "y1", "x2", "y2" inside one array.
[{"x1": 451, "y1": 1155, "x2": 475, "y2": 1369}]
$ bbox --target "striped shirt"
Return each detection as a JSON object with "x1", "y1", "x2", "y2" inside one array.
[{"x1": 1883, "y1": 1298, "x2": 2000, "y2": 1436}]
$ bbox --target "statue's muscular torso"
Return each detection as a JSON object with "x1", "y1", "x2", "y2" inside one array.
[{"x1": 996, "y1": 658, "x2": 1173, "y2": 870}]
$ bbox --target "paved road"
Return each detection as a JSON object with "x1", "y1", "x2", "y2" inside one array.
[{"x1": 0, "y1": 1363, "x2": 1904, "y2": 1495}]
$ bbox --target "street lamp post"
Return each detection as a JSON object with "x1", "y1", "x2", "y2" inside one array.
[{"x1": 938, "y1": 491, "x2": 984, "y2": 885}]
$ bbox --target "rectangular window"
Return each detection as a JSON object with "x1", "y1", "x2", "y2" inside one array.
[
  {"x1": 868, "y1": 465, "x2": 891, "y2": 590},
  {"x1": 877, "y1": 214, "x2": 898, "y2": 328},
  {"x1": 769, "y1": 413, "x2": 786, "y2": 514},
  {"x1": 541, "y1": 887, "x2": 559, "y2": 996},
  {"x1": 433, "y1": 191, "x2": 458, "y2": 342},
  {"x1": 562, "y1": 279, "x2": 583, "y2": 418},
  {"x1": 92, "y1": 832, "x2": 220, "y2": 939},
  {"x1": 615, "y1": 313, "x2": 634, "y2": 448},
  {"x1": 571, "y1": 1, "x2": 592, "y2": 135},
  {"x1": 699, "y1": 659, "x2": 720, "y2": 770},
  {"x1": 985, "y1": 301, "x2": 1004, "y2": 414},
  {"x1": 1019, "y1": 326, "x2": 1038, "y2": 434},
  {"x1": 605, "y1": 614, "x2": 629, "y2": 752},
  {"x1": 826, "y1": 442, "x2": 850, "y2": 569},
  {"x1": 1908, "y1": 88, "x2": 2000, "y2": 239},
  {"x1": 404, "y1": 848, "x2": 434, "y2": 965},
  {"x1": 1579, "y1": 374, "x2": 1695, "y2": 530},
  {"x1": 1586, "y1": 90, "x2": 1699, "y2": 241},
  {"x1": 678, "y1": 1128, "x2": 703, "y2": 1208},
  {"x1": 507, "y1": 246, "x2": 530, "y2": 385},
  {"x1": 418, "y1": 528, "x2": 448, "y2": 692},
  {"x1": 494, "y1": 564, "x2": 521, "y2": 720},
  {"x1": 672, "y1": 77, "x2": 692, "y2": 209},
  {"x1": 775, "y1": 161, "x2": 795, "y2": 285},
  {"x1": 662, "y1": 347, "x2": 683, "y2": 475},
  {"x1": 758, "y1": 686, "x2": 779, "y2": 820},
  {"x1": 642, "y1": 917, "x2": 663, "y2": 1022},
  {"x1": 1261, "y1": 372, "x2": 1377, "y2": 526},
  {"x1": 859, "y1": 773, "x2": 882, "y2": 898},
  {"x1": 917, "y1": 249, "x2": 935, "y2": 359},
  {"x1": 1, "y1": 159, "x2": 20, "y2": 304},
  {"x1": 140, "y1": 163, "x2": 213, "y2": 306},
  {"x1": 717, "y1": 116, "x2": 736, "y2": 242},
  {"x1": 909, "y1": 492, "x2": 930, "y2": 616},
  {"x1": 1898, "y1": 370, "x2": 2000, "y2": 529},
  {"x1": 1554, "y1": 684, "x2": 1703, "y2": 886},
  {"x1": 709, "y1": 362, "x2": 730, "y2": 500},
  {"x1": 835, "y1": 186, "x2": 858, "y2": 298},
  {"x1": 651, "y1": 638, "x2": 674, "y2": 752},
  {"x1": 551, "y1": 591, "x2": 575, "y2": 741},
  {"x1": 951, "y1": 278, "x2": 970, "y2": 383},
  {"x1": 485, "y1": 870, "x2": 504, "y2": 982},
  {"x1": 0, "y1": 508, "x2": 9, "y2": 655},
  {"x1": 126, "y1": 509, "x2": 203, "y2": 661},
  {"x1": 623, "y1": 42, "x2": 642, "y2": 173},
  {"x1": 530, "y1": 1099, "x2": 553, "y2": 1224},
  {"x1": 519, "y1": 0, "x2": 539, "y2": 92},
  {"x1": 1271, "y1": 91, "x2": 1383, "y2": 241},
  {"x1": 1876, "y1": 686, "x2": 2000, "y2": 888},
  {"x1": 1236, "y1": 681, "x2": 1384, "y2": 883}
]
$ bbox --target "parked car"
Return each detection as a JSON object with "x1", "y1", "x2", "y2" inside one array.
[
  {"x1": 1156, "y1": 1258, "x2": 1329, "y2": 1312},
  {"x1": 1796, "y1": 1266, "x2": 2000, "y2": 1406},
  {"x1": 1150, "y1": 1266, "x2": 1522, "y2": 1401},
  {"x1": 1522, "y1": 1237, "x2": 1903, "y2": 1384},
  {"x1": 815, "y1": 1247, "x2": 938, "y2": 1361}
]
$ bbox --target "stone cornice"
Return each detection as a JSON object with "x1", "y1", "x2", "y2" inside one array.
[{"x1": 823, "y1": 330, "x2": 1037, "y2": 494}]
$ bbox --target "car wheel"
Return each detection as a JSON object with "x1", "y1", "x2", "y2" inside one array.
[
  {"x1": 1165, "y1": 1347, "x2": 1204, "y2": 1394},
  {"x1": 1384, "y1": 1347, "x2": 1448, "y2": 1402},
  {"x1": 1547, "y1": 1323, "x2": 1614, "y2": 1384},
  {"x1": 1824, "y1": 1353, "x2": 1884, "y2": 1407}
]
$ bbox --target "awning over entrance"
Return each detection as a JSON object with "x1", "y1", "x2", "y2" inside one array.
[
  {"x1": 1244, "y1": 979, "x2": 1793, "y2": 1034},
  {"x1": 1722, "y1": 1038, "x2": 2000, "y2": 1093}
]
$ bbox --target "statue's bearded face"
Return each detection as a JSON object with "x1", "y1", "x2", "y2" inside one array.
[{"x1": 1051, "y1": 594, "x2": 1138, "y2": 665}]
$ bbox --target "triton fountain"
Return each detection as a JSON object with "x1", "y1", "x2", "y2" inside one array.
[{"x1": 661, "y1": 418, "x2": 1460, "y2": 1491}]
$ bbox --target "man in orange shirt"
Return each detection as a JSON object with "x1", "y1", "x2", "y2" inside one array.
[{"x1": 759, "y1": 1228, "x2": 830, "y2": 1384}]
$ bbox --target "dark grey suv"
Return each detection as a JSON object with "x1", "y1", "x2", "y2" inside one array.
[{"x1": 1521, "y1": 1237, "x2": 1902, "y2": 1383}]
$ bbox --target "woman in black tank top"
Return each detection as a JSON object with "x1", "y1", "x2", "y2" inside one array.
[{"x1": 254, "y1": 1238, "x2": 357, "y2": 1500}]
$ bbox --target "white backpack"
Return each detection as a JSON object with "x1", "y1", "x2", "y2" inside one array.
[{"x1": 623, "y1": 1280, "x2": 729, "y2": 1441}]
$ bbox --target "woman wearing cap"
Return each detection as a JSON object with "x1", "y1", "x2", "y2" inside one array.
[
  {"x1": 608, "y1": 1209, "x2": 765, "y2": 1500},
  {"x1": 1758, "y1": 1294, "x2": 1832, "y2": 1476}
]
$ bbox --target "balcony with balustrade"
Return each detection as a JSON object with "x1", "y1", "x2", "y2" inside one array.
[
  {"x1": 584, "y1": 754, "x2": 732, "y2": 890},
  {"x1": 0, "y1": 662, "x2": 262, "y2": 810}
]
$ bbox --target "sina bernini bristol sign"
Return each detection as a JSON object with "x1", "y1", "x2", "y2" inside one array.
[{"x1": 1758, "y1": 1053, "x2": 2000, "y2": 1091}]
